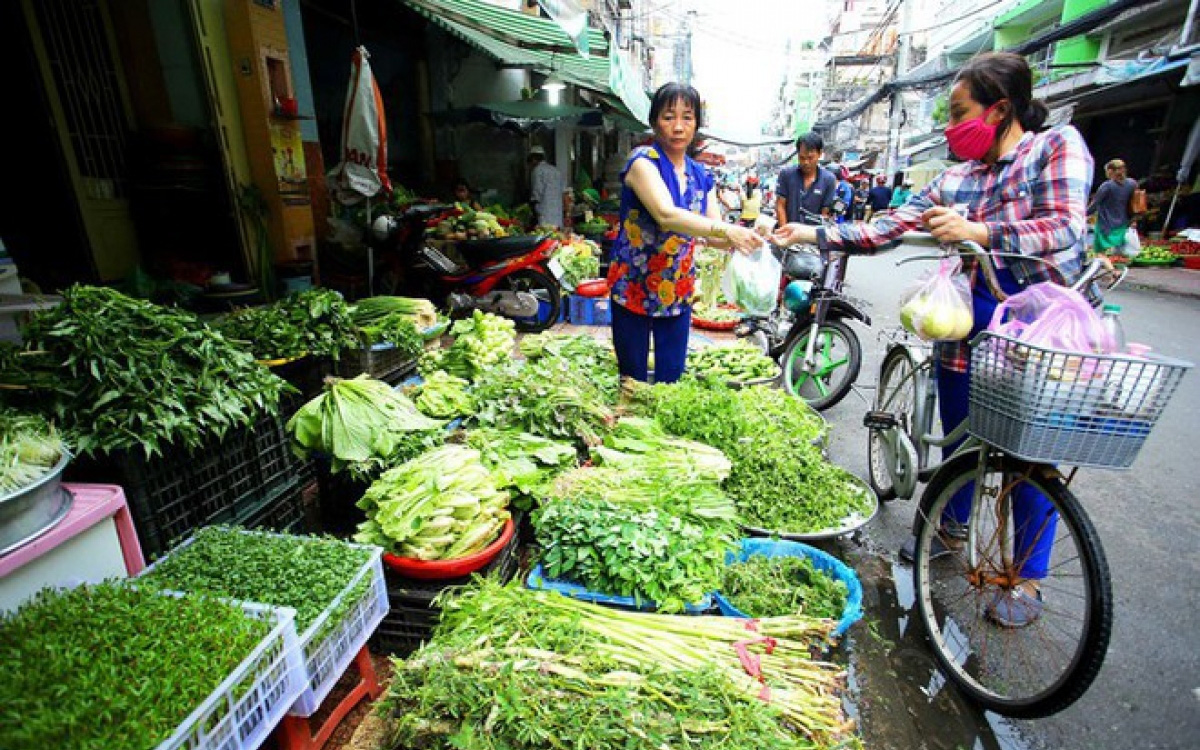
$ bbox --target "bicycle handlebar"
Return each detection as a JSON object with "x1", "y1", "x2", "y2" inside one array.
[{"x1": 895, "y1": 232, "x2": 1120, "y2": 301}]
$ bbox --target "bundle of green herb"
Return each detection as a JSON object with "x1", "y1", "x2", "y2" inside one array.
[
  {"x1": 412, "y1": 370, "x2": 475, "y2": 419},
  {"x1": 7, "y1": 285, "x2": 289, "y2": 457},
  {"x1": 419, "y1": 310, "x2": 515, "y2": 381},
  {"x1": 470, "y1": 357, "x2": 615, "y2": 446},
  {"x1": 378, "y1": 579, "x2": 856, "y2": 749},
  {"x1": 721, "y1": 553, "x2": 849, "y2": 619},
  {"x1": 518, "y1": 331, "x2": 619, "y2": 402},
  {"x1": 463, "y1": 428, "x2": 577, "y2": 508}
]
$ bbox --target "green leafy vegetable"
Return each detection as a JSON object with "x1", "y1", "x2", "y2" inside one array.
[
  {"x1": 721, "y1": 554, "x2": 848, "y2": 619},
  {"x1": 419, "y1": 310, "x2": 515, "y2": 381},
  {"x1": 411, "y1": 370, "x2": 475, "y2": 419},
  {"x1": 0, "y1": 409, "x2": 64, "y2": 494},
  {"x1": 470, "y1": 357, "x2": 615, "y2": 446}
]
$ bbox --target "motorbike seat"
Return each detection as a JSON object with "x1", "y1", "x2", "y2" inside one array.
[{"x1": 457, "y1": 236, "x2": 543, "y2": 264}]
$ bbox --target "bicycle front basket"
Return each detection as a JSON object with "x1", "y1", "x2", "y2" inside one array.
[{"x1": 967, "y1": 332, "x2": 1192, "y2": 469}]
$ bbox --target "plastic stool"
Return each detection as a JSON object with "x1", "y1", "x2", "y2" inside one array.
[{"x1": 275, "y1": 645, "x2": 383, "y2": 750}]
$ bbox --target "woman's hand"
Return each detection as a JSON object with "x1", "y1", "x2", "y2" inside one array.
[
  {"x1": 771, "y1": 223, "x2": 817, "y2": 247},
  {"x1": 725, "y1": 223, "x2": 765, "y2": 254},
  {"x1": 921, "y1": 206, "x2": 989, "y2": 246}
]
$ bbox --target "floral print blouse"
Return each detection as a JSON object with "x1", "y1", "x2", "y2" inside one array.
[{"x1": 607, "y1": 145, "x2": 713, "y2": 317}]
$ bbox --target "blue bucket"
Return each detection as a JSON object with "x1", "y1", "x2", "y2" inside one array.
[{"x1": 713, "y1": 538, "x2": 864, "y2": 638}]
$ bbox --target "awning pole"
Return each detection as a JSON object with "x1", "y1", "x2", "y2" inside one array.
[{"x1": 1161, "y1": 184, "x2": 1182, "y2": 236}]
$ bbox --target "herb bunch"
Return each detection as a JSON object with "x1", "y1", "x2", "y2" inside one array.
[
  {"x1": 378, "y1": 580, "x2": 856, "y2": 749},
  {"x1": 470, "y1": 356, "x2": 615, "y2": 446},
  {"x1": 7, "y1": 285, "x2": 289, "y2": 457},
  {"x1": 721, "y1": 553, "x2": 849, "y2": 619}
]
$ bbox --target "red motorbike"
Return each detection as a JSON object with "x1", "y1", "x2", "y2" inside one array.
[{"x1": 370, "y1": 205, "x2": 564, "y2": 332}]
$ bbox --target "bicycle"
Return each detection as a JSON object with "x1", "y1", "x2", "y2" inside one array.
[{"x1": 863, "y1": 234, "x2": 1192, "y2": 718}]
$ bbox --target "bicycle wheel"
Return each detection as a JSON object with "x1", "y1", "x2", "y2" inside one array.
[
  {"x1": 780, "y1": 318, "x2": 862, "y2": 411},
  {"x1": 498, "y1": 269, "x2": 561, "y2": 333},
  {"x1": 912, "y1": 450, "x2": 1112, "y2": 718},
  {"x1": 866, "y1": 345, "x2": 920, "y2": 501}
]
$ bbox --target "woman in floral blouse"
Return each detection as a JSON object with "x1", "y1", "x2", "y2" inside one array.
[{"x1": 607, "y1": 82, "x2": 762, "y2": 383}]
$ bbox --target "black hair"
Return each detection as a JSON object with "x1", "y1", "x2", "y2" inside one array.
[
  {"x1": 955, "y1": 51, "x2": 1049, "y2": 136},
  {"x1": 796, "y1": 131, "x2": 824, "y2": 153},
  {"x1": 649, "y1": 82, "x2": 704, "y2": 130},
  {"x1": 893, "y1": 170, "x2": 905, "y2": 189}
]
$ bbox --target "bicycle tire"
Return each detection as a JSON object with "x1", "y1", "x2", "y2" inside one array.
[
  {"x1": 913, "y1": 450, "x2": 1112, "y2": 718},
  {"x1": 867, "y1": 345, "x2": 920, "y2": 501},
  {"x1": 498, "y1": 268, "x2": 561, "y2": 333},
  {"x1": 780, "y1": 318, "x2": 862, "y2": 411}
]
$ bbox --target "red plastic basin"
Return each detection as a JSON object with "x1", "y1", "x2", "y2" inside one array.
[{"x1": 382, "y1": 516, "x2": 514, "y2": 580}]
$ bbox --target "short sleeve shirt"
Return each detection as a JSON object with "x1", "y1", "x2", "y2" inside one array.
[
  {"x1": 776, "y1": 166, "x2": 838, "y2": 224},
  {"x1": 607, "y1": 145, "x2": 712, "y2": 317}
]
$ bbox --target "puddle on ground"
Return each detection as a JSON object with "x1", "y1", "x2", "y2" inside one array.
[{"x1": 829, "y1": 540, "x2": 1042, "y2": 750}]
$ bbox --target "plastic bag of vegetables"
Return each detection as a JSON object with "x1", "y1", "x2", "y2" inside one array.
[
  {"x1": 898, "y1": 257, "x2": 973, "y2": 342},
  {"x1": 721, "y1": 246, "x2": 781, "y2": 317}
]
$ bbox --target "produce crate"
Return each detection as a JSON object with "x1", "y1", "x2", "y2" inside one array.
[
  {"x1": 234, "y1": 474, "x2": 311, "y2": 535},
  {"x1": 335, "y1": 342, "x2": 419, "y2": 383},
  {"x1": 68, "y1": 410, "x2": 311, "y2": 560},
  {"x1": 568, "y1": 294, "x2": 612, "y2": 326},
  {"x1": 371, "y1": 512, "x2": 523, "y2": 656},
  {"x1": 267, "y1": 355, "x2": 334, "y2": 408},
  {"x1": 313, "y1": 455, "x2": 373, "y2": 536},
  {"x1": 157, "y1": 600, "x2": 304, "y2": 750}
]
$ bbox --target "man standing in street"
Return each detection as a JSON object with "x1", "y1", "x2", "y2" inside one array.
[
  {"x1": 775, "y1": 132, "x2": 837, "y2": 225},
  {"x1": 865, "y1": 174, "x2": 893, "y2": 222},
  {"x1": 528, "y1": 146, "x2": 569, "y2": 229},
  {"x1": 1089, "y1": 158, "x2": 1137, "y2": 255}
]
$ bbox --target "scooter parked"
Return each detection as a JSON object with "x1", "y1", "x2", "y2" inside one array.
[{"x1": 370, "y1": 205, "x2": 564, "y2": 332}]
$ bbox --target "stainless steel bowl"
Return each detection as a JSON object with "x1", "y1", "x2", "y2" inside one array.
[{"x1": 0, "y1": 452, "x2": 74, "y2": 556}]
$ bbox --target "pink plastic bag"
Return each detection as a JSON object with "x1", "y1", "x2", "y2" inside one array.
[
  {"x1": 898, "y1": 257, "x2": 973, "y2": 342},
  {"x1": 987, "y1": 282, "x2": 1112, "y2": 354}
]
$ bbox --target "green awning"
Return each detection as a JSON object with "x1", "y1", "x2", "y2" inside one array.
[
  {"x1": 432, "y1": 100, "x2": 604, "y2": 130},
  {"x1": 398, "y1": 0, "x2": 649, "y2": 125}
]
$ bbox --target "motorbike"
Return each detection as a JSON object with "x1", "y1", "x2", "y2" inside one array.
[
  {"x1": 370, "y1": 204, "x2": 564, "y2": 332},
  {"x1": 735, "y1": 210, "x2": 870, "y2": 410}
]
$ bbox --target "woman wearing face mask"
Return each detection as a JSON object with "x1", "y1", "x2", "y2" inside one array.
[
  {"x1": 607, "y1": 82, "x2": 763, "y2": 384},
  {"x1": 772, "y1": 51, "x2": 1095, "y2": 629}
]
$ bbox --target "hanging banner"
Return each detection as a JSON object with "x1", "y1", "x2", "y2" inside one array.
[
  {"x1": 609, "y1": 49, "x2": 650, "y2": 126},
  {"x1": 537, "y1": 0, "x2": 589, "y2": 59},
  {"x1": 328, "y1": 46, "x2": 391, "y2": 204}
]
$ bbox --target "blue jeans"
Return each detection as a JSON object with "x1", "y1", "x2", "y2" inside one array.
[
  {"x1": 610, "y1": 302, "x2": 691, "y2": 384},
  {"x1": 933, "y1": 269, "x2": 1057, "y2": 579}
]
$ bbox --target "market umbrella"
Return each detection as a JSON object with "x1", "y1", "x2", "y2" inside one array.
[
  {"x1": 1162, "y1": 117, "x2": 1200, "y2": 233},
  {"x1": 327, "y1": 46, "x2": 390, "y2": 290}
]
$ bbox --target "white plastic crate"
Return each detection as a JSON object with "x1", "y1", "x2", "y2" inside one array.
[
  {"x1": 156, "y1": 600, "x2": 304, "y2": 750},
  {"x1": 287, "y1": 545, "x2": 388, "y2": 717}
]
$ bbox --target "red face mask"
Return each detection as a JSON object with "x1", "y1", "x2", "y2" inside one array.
[{"x1": 945, "y1": 102, "x2": 1002, "y2": 161}]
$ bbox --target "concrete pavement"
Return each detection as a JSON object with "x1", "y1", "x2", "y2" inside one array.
[{"x1": 1121, "y1": 265, "x2": 1200, "y2": 299}]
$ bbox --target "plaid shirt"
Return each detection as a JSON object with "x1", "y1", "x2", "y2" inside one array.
[{"x1": 818, "y1": 126, "x2": 1094, "y2": 370}]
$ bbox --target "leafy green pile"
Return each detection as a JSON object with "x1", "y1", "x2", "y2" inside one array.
[
  {"x1": 2, "y1": 285, "x2": 289, "y2": 457},
  {"x1": 348, "y1": 297, "x2": 427, "y2": 359},
  {"x1": 411, "y1": 370, "x2": 475, "y2": 419},
  {"x1": 0, "y1": 583, "x2": 270, "y2": 750},
  {"x1": 631, "y1": 379, "x2": 869, "y2": 533},
  {"x1": 287, "y1": 375, "x2": 443, "y2": 475},
  {"x1": 212, "y1": 288, "x2": 359, "y2": 361},
  {"x1": 464, "y1": 428, "x2": 578, "y2": 509},
  {"x1": 419, "y1": 310, "x2": 515, "y2": 381},
  {"x1": 0, "y1": 409, "x2": 64, "y2": 494},
  {"x1": 354, "y1": 444, "x2": 511, "y2": 560},
  {"x1": 142, "y1": 526, "x2": 374, "y2": 633},
  {"x1": 380, "y1": 580, "x2": 855, "y2": 749},
  {"x1": 471, "y1": 357, "x2": 615, "y2": 446},
  {"x1": 518, "y1": 331, "x2": 620, "y2": 403},
  {"x1": 535, "y1": 497, "x2": 732, "y2": 611},
  {"x1": 550, "y1": 238, "x2": 600, "y2": 288},
  {"x1": 721, "y1": 554, "x2": 848, "y2": 619}
]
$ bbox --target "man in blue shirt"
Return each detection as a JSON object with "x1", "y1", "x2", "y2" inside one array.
[
  {"x1": 865, "y1": 174, "x2": 893, "y2": 221},
  {"x1": 775, "y1": 132, "x2": 838, "y2": 225}
]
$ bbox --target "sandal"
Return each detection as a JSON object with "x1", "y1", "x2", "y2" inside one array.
[{"x1": 986, "y1": 587, "x2": 1044, "y2": 629}]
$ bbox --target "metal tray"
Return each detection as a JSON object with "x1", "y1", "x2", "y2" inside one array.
[
  {"x1": 0, "y1": 452, "x2": 74, "y2": 556},
  {"x1": 742, "y1": 472, "x2": 879, "y2": 541}
]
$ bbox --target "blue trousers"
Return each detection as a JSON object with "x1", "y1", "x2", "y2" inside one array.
[
  {"x1": 610, "y1": 302, "x2": 691, "y2": 384},
  {"x1": 934, "y1": 269, "x2": 1057, "y2": 579}
]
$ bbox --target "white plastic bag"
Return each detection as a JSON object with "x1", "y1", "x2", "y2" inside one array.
[
  {"x1": 1123, "y1": 225, "x2": 1141, "y2": 257},
  {"x1": 721, "y1": 246, "x2": 782, "y2": 317},
  {"x1": 898, "y1": 257, "x2": 973, "y2": 342}
]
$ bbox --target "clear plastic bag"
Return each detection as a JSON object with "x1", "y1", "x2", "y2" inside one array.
[
  {"x1": 898, "y1": 257, "x2": 973, "y2": 342},
  {"x1": 1123, "y1": 225, "x2": 1141, "y2": 257},
  {"x1": 987, "y1": 282, "x2": 1113, "y2": 354},
  {"x1": 722, "y1": 246, "x2": 781, "y2": 317}
]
